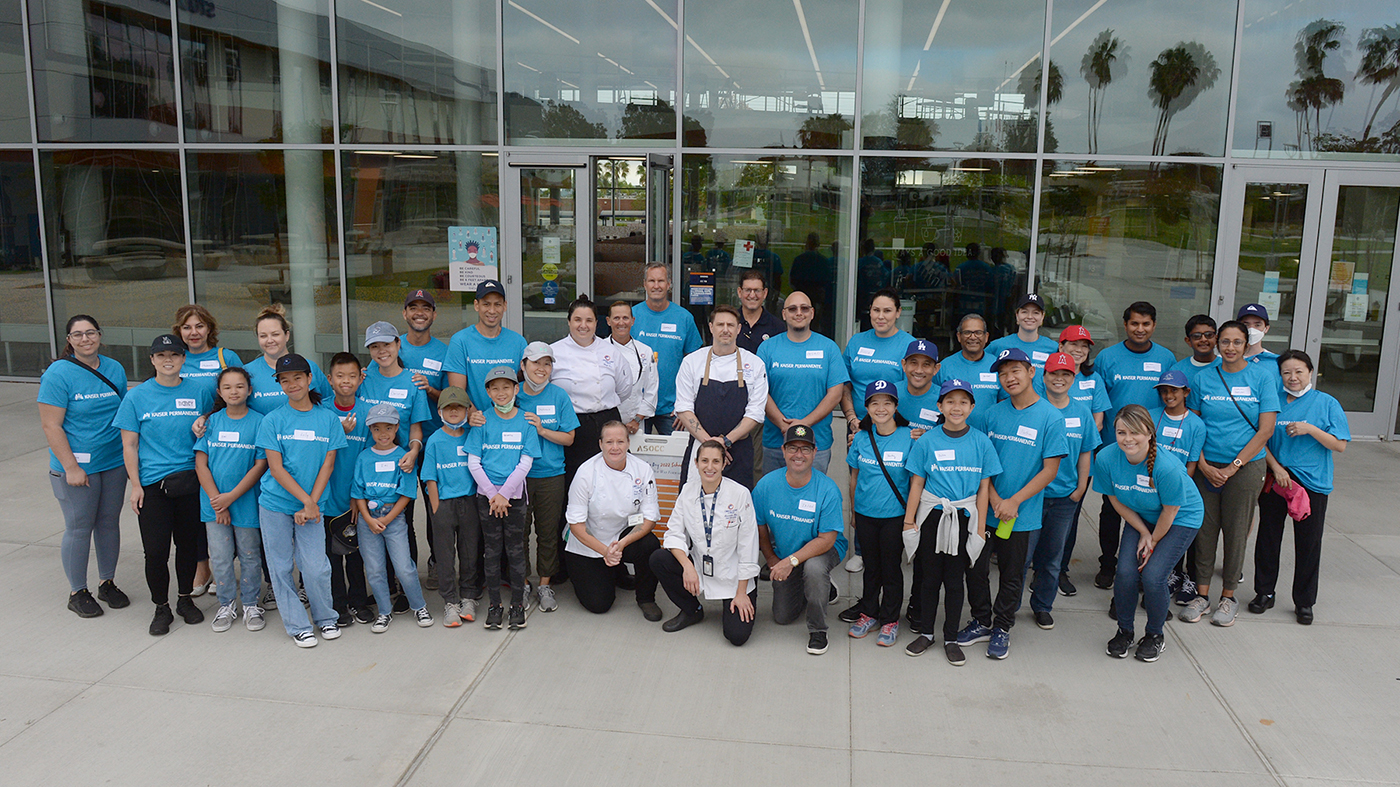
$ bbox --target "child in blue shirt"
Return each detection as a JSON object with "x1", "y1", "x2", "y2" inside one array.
[
  {"x1": 1148, "y1": 370, "x2": 1208, "y2": 605},
  {"x1": 354, "y1": 403, "x2": 433, "y2": 633},
  {"x1": 423, "y1": 386, "x2": 481, "y2": 625},
  {"x1": 322, "y1": 352, "x2": 373, "y2": 624}
]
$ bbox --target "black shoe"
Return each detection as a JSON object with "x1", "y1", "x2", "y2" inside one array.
[
  {"x1": 97, "y1": 580, "x2": 130, "y2": 609},
  {"x1": 1295, "y1": 606, "x2": 1314, "y2": 625},
  {"x1": 638, "y1": 600, "x2": 663, "y2": 622},
  {"x1": 1108, "y1": 598, "x2": 1117, "y2": 619},
  {"x1": 508, "y1": 604, "x2": 527, "y2": 630},
  {"x1": 336, "y1": 606, "x2": 354, "y2": 627},
  {"x1": 615, "y1": 569, "x2": 637, "y2": 592},
  {"x1": 1106, "y1": 628, "x2": 1134, "y2": 658},
  {"x1": 484, "y1": 604, "x2": 504, "y2": 630},
  {"x1": 68, "y1": 589, "x2": 103, "y2": 618},
  {"x1": 944, "y1": 642, "x2": 966, "y2": 666},
  {"x1": 828, "y1": 581, "x2": 839, "y2": 605},
  {"x1": 392, "y1": 594, "x2": 410, "y2": 614},
  {"x1": 904, "y1": 635, "x2": 934, "y2": 657},
  {"x1": 1134, "y1": 633, "x2": 1166, "y2": 662},
  {"x1": 1094, "y1": 567, "x2": 1114, "y2": 589},
  {"x1": 1033, "y1": 610, "x2": 1054, "y2": 630},
  {"x1": 663, "y1": 607, "x2": 705, "y2": 632},
  {"x1": 150, "y1": 604, "x2": 174, "y2": 636},
  {"x1": 175, "y1": 596, "x2": 204, "y2": 625},
  {"x1": 1247, "y1": 593, "x2": 1275, "y2": 614},
  {"x1": 351, "y1": 605, "x2": 375, "y2": 625},
  {"x1": 806, "y1": 631, "x2": 829, "y2": 655},
  {"x1": 1058, "y1": 573, "x2": 1077, "y2": 597},
  {"x1": 838, "y1": 603, "x2": 863, "y2": 624}
]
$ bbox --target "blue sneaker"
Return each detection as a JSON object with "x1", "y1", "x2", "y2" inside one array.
[
  {"x1": 876, "y1": 621, "x2": 899, "y2": 647},
  {"x1": 986, "y1": 628, "x2": 1010, "y2": 659},
  {"x1": 955, "y1": 621, "x2": 992, "y2": 646},
  {"x1": 848, "y1": 614, "x2": 878, "y2": 638}
]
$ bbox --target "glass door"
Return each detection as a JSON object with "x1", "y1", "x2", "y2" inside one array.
[
  {"x1": 503, "y1": 154, "x2": 588, "y2": 343},
  {"x1": 646, "y1": 154, "x2": 673, "y2": 270},
  {"x1": 592, "y1": 157, "x2": 649, "y2": 307}
]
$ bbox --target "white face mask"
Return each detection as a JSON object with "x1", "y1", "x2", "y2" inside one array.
[
  {"x1": 1287, "y1": 382, "x2": 1313, "y2": 397},
  {"x1": 1247, "y1": 327, "x2": 1266, "y2": 346},
  {"x1": 441, "y1": 412, "x2": 468, "y2": 428}
]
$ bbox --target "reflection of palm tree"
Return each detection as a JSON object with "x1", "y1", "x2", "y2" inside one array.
[
  {"x1": 1287, "y1": 20, "x2": 1346, "y2": 151},
  {"x1": 1357, "y1": 24, "x2": 1400, "y2": 140},
  {"x1": 1148, "y1": 43, "x2": 1220, "y2": 156},
  {"x1": 1081, "y1": 30, "x2": 1128, "y2": 154}
]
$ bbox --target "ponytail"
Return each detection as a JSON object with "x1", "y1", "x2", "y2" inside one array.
[{"x1": 60, "y1": 314, "x2": 101, "y2": 359}]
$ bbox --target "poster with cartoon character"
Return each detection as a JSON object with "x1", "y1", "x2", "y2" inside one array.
[{"x1": 448, "y1": 226, "x2": 499, "y2": 291}]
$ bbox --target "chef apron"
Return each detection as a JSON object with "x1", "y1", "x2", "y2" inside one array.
[{"x1": 680, "y1": 350, "x2": 754, "y2": 489}]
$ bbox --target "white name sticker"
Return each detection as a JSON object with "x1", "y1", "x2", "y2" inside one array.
[
  {"x1": 1162, "y1": 426, "x2": 1184, "y2": 438},
  {"x1": 1078, "y1": 379, "x2": 1096, "y2": 389},
  {"x1": 934, "y1": 449, "x2": 956, "y2": 461},
  {"x1": 422, "y1": 358, "x2": 442, "y2": 371},
  {"x1": 660, "y1": 323, "x2": 677, "y2": 333},
  {"x1": 919, "y1": 408, "x2": 939, "y2": 422},
  {"x1": 1017, "y1": 425, "x2": 1038, "y2": 440},
  {"x1": 175, "y1": 398, "x2": 197, "y2": 410},
  {"x1": 979, "y1": 373, "x2": 997, "y2": 382},
  {"x1": 1136, "y1": 474, "x2": 1152, "y2": 488},
  {"x1": 1231, "y1": 386, "x2": 1252, "y2": 397},
  {"x1": 375, "y1": 461, "x2": 395, "y2": 472},
  {"x1": 388, "y1": 389, "x2": 408, "y2": 400},
  {"x1": 293, "y1": 429, "x2": 316, "y2": 441},
  {"x1": 73, "y1": 452, "x2": 91, "y2": 464},
  {"x1": 199, "y1": 360, "x2": 220, "y2": 370},
  {"x1": 805, "y1": 349, "x2": 824, "y2": 359},
  {"x1": 535, "y1": 404, "x2": 556, "y2": 416},
  {"x1": 1032, "y1": 351, "x2": 1049, "y2": 362},
  {"x1": 502, "y1": 431, "x2": 522, "y2": 443},
  {"x1": 456, "y1": 445, "x2": 468, "y2": 456},
  {"x1": 798, "y1": 499, "x2": 817, "y2": 512},
  {"x1": 856, "y1": 346, "x2": 875, "y2": 357},
  {"x1": 217, "y1": 431, "x2": 240, "y2": 442},
  {"x1": 1144, "y1": 362, "x2": 1162, "y2": 372},
  {"x1": 882, "y1": 451, "x2": 904, "y2": 462},
  {"x1": 1065, "y1": 417, "x2": 1081, "y2": 428}
]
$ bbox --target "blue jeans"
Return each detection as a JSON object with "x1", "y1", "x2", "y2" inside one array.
[
  {"x1": 645, "y1": 414, "x2": 674, "y2": 435},
  {"x1": 258, "y1": 506, "x2": 337, "y2": 637},
  {"x1": 206, "y1": 521, "x2": 263, "y2": 608},
  {"x1": 1027, "y1": 496, "x2": 1080, "y2": 613},
  {"x1": 1115, "y1": 524, "x2": 1197, "y2": 635},
  {"x1": 359, "y1": 512, "x2": 426, "y2": 613},
  {"x1": 761, "y1": 446, "x2": 831, "y2": 478}
]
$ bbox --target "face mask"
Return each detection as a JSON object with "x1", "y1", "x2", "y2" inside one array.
[
  {"x1": 522, "y1": 377, "x2": 547, "y2": 395},
  {"x1": 1247, "y1": 327, "x2": 1266, "y2": 346},
  {"x1": 1287, "y1": 382, "x2": 1313, "y2": 397},
  {"x1": 494, "y1": 398, "x2": 515, "y2": 414},
  {"x1": 441, "y1": 412, "x2": 468, "y2": 428}
]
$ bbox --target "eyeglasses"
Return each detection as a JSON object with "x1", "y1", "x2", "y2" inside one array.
[
  {"x1": 67, "y1": 330, "x2": 100, "y2": 340},
  {"x1": 740, "y1": 287, "x2": 766, "y2": 295},
  {"x1": 1188, "y1": 331, "x2": 1216, "y2": 341},
  {"x1": 959, "y1": 330, "x2": 987, "y2": 337},
  {"x1": 1217, "y1": 338, "x2": 1245, "y2": 347},
  {"x1": 784, "y1": 305, "x2": 812, "y2": 313},
  {"x1": 783, "y1": 443, "x2": 815, "y2": 454}
]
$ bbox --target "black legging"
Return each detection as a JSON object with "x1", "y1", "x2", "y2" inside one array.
[
  {"x1": 137, "y1": 483, "x2": 201, "y2": 606},
  {"x1": 854, "y1": 512, "x2": 905, "y2": 624},
  {"x1": 564, "y1": 531, "x2": 660, "y2": 613}
]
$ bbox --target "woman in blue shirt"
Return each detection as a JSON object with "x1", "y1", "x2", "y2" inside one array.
[
  {"x1": 1096, "y1": 405, "x2": 1203, "y2": 663},
  {"x1": 113, "y1": 335, "x2": 214, "y2": 636},
  {"x1": 38, "y1": 315, "x2": 131, "y2": 618},
  {"x1": 174, "y1": 303, "x2": 243, "y2": 394},
  {"x1": 1252, "y1": 350, "x2": 1349, "y2": 625},
  {"x1": 517, "y1": 342, "x2": 579, "y2": 613},
  {"x1": 244, "y1": 304, "x2": 332, "y2": 414}
]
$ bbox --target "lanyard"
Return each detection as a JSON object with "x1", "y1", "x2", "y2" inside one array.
[
  {"x1": 1155, "y1": 411, "x2": 1183, "y2": 450},
  {"x1": 700, "y1": 488, "x2": 719, "y2": 549}
]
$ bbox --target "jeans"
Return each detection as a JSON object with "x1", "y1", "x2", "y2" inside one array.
[
  {"x1": 966, "y1": 528, "x2": 1037, "y2": 631},
  {"x1": 854, "y1": 513, "x2": 904, "y2": 624},
  {"x1": 1028, "y1": 496, "x2": 1080, "y2": 613},
  {"x1": 1115, "y1": 524, "x2": 1197, "y2": 635},
  {"x1": 137, "y1": 482, "x2": 202, "y2": 606},
  {"x1": 1255, "y1": 481, "x2": 1329, "y2": 608},
  {"x1": 915, "y1": 508, "x2": 970, "y2": 641},
  {"x1": 258, "y1": 506, "x2": 337, "y2": 637},
  {"x1": 1194, "y1": 458, "x2": 1265, "y2": 592},
  {"x1": 645, "y1": 414, "x2": 674, "y2": 435},
  {"x1": 478, "y1": 494, "x2": 528, "y2": 606},
  {"x1": 565, "y1": 530, "x2": 661, "y2": 613},
  {"x1": 649, "y1": 549, "x2": 758, "y2": 646},
  {"x1": 761, "y1": 447, "x2": 831, "y2": 477},
  {"x1": 360, "y1": 512, "x2": 426, "y2": 614},
  {"x1": 770, "y1": 547, "x2": 838, "y2": 633},
  {"x1": 206, "y1": 521, "x2": 263, "y2": 608},
  {"x1": 431, "y1": 495, "x2": 480, "y2": 605},
  {"x1": 51, "y1": 467, "x2": 125, "y2": 592}
]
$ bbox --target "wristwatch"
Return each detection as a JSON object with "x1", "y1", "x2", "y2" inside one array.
[
  {"x1": 788, "y1": 555, "x2": 800, "y2": 568},
  {"x1": 1231, "y1": 458, "x2": 1244, "y2": 468},
  {"x1": 722, "y1": 436, "x2": 733, "y2": 449}
]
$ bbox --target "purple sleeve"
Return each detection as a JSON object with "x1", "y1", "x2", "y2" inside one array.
[
  {"x1": 467, "y1": 454, "x2": 498, "y2": 498},
  {"x1": 498, "y1": 456, "x2": 534, "y2": 499}
]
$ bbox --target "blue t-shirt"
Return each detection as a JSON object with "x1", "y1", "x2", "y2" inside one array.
[
  {"x1": 443, "y1": 325, "x2": 529, "y2": 412},
  {"x1": 358, "y1": 365, "x2": 431, "y2": 448},
  {"x1": 631, "y1": 302, "x2": 703, "y2": 416},
  {"x1": 845, "y1": 426, "x2": 916, "y2": 518},
  {"x1": 245, "y1": 355, "x2": 333, "y2": 415},
  {"x1": 37, "y1": 355, "x2": 128, "y2": 475},
  {"x1": 179, "y1": 347, "x2": 244, "y2": 395},
  {"x1": 323, "y1": 399, "x2": 371, "y2": 517},
  {"x1": 111, "y1": 378, "x2": 214, "y2": 486},
  {"x1": 1248, "y1": 351, "x2": 1284, "y2": 394},
  {"x1": 1095, "y1": 342, "x2": 1179, "y2": 443},
  {"x1": 1170, "y1": 355, "x2": 1222, "y2": 390},
  {"x1": 193, "y1": 409, "x2": 265, "y2": 527},
  {"x1": 757, "y1": 332, "x2": 849, "y2": 450},
  {"x1": 906, "y1": 425, "x2": 1001, "y2": 502},
  {"x1": 936, "y1": 352, "x2": 1000, "y2": 411},
  {"x1": 1187, "y1": 363, "x2": 1281, "y2": 464},
  {"x1": 981, "y1": 397, "x2": 1069, "y2": 531},
  {"x1": 422, "y1": 428, "x2": 477, "y2": 500},
  {"x1": 752, "y1": 469, "x2": 848, "y2": 561},
  {"x1": 1269, "y1": 389, "x2": 1349, "y2": 494},
  {"x1": 895, "y1": 380, "x2": 943, "y2": 433},
  {"x1": 517, "y1": 383, "x2": 580, "y2": 478},
  {"x1": 397, "y1": 335, "x2": 449, "y2": 434},
  {"x1": 465, "y1": 409, "x2": 543, "y2": 487},
  {"x1": 352, "y1": 446, "x2": 418, "y2": 520},
  {"x1": 1044, "y1": 398, "x2": 1101, "y2": 499},
  {"x1": 255, "y1": 405, "x2": 349, "y2": 515},
  {"x1": 986, "y1": 333, "x2": 1058, "y2": 395},
  {"x1": 842, "y1": 329, "x2": 915, "y2": 419},
  {"x1": 1093, "y1": 444, "x2": 1204, "y2": 530},
  {"x1": 1070, "y1": 371, "x2": 1111, "y2": 415},
  {"x1": 1148, "y1": 408, "x2": 1207, "y2": 467}
]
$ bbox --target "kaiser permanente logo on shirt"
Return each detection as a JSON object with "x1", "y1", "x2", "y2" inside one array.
[
  {"x1": 770, "y1": 361, "x2": 825, "y2": 370},
  {"x1": 73, "y1": 391, "x2": 118, "y2": 401},
  {"x1": 279, "y1": 430, "x2": 331, "y2": 443},
  {"x1": 1111, "y1": 476, "x2": 1154, "y2": 494},
  {"x1": 1110, "y1": 362, "x2": 1164, "y2": 383},
  {"x1": 989, "y1": 424, "x2": 1040, "y2": 447},
  {"x1": 206, "y1": 431, "x2": 255, "y2": 451},
  {"x1": 141, "y1": 401, "x2": 202, "y2": 419}
]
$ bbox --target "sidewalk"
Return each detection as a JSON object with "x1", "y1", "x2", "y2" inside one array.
[{"x1": 1, "y1": 381, "x2": 1397, "y2": 786}]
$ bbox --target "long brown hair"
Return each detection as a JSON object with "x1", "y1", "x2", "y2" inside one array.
[
  {"x1": 1114, "y1": 404, "x2": 1157, "y2": 487},
  {"x1": 172, "y1": 303, "x2": 220, "y2": 348}
]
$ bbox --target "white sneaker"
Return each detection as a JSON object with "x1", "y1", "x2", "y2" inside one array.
[
  {"x1": 293, "y1": 631, "x2": 317, "y2": 648},
  {"x1": 536, "y1": 585, "x2": 558, "y2": 613},
  {"x1": 319, "y1": 624, "x2": 341, "y2": 640},
  {"x1": 371, "y1": 614, "x2": 391, "y2": 633},
  {"x1": 211, "y1": 603, "x2": 238, "y2": 633},
  {"x1": 414, "y1": 607, "x2": 434, "y2": 627},
  {"x1": 845, "y1": 555, "x2": 864, "y2": 573},
  {"x1": 1211, "y1": 596, "x2": 1238, "y2": 627},
  {"x1": 244, "y1": 605, "x2": 266, "y2": 631}
]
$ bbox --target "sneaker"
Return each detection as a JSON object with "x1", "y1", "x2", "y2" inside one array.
[
  {"x1": 876, "y1": 621, "x2": 899, "y2": 647},
  {"x1": 423, "y1": 560, "x2": 438, "y2": 591},
  {"x1": 1167, "y1": 569, "x2": 1183, "y2": 594},
  {"x1": 905, "y1": 635, "x2": 934, "y2": 657},
  {"x1": 461, "y1": 598, "x2": 479, "y2": 622},
  {"x1": 1178, "y1": 595, "x2": 1211, "y2": 623},
  {"x1": 1211, "y1": 596, "x2": 1238, "y2": 627},
  {"x1": 371, "y1": 614, "x2": 391, "y2": 633},
  {"x1": 352, "y1": 605, "x2": 375, "y2": 625},
  {"x1": 443, "y1": 603, "x2": 462, "y2": 627},
  {"x1": 986, "y1": 628, "x2": 1010, "y2": 659},
  {"x1": 68, "y1": 589, "x2": 103, "y2": 618},
  {"x1": 484, "y1": 604, "x2": 504, "y2": 630},
  {"x1": 536, "y1": 586, "x2": 558, "y2": 613},
  {"x1": 1135, "y1": 633, "x2": 1166, "y2": 662},
  {"x1": 638, "y1": 600, "x2": 663, "y2": 622},
  {"x1": 149, "y1": 604, "x2": 174, "y2": 636},
  {"x1": 1108, "y1": 598, "x2": 1117, "y2": 619},
  {"x1": 392, "y1": 594, "x2": 410, "y2": 614},
  {"x1": 261, "y1": 587, "x2": 278, "y2": 610},
  {"x1": 1093, "y1": 567, "x2": 1114, "y2": 589},
  {"x1": 1034, "y1": 610, "x2": 1054, "y2": 630},
  {"x1": 293, "y1": 631, "x2": 317, "y2": 648},
  {"x1": 1106, "y1": 628, "x2": 1134, "y2": 658},
  {"x1": 849, "y1": 614, "x2": 878, "y2": 638},
  {"x1": 828, "y1": 580, "x2": 839, "y2": 605},
  {"x1": 844, "y1": 554, "x2": 864, "y2": 572},
  {"x1": 336, "y1": 607, "x2": 354, "y2": 627},
  {"x1": 414, "y1": 607, "x2": 434, "y2": 627},
  {"x1": 1058, "y1": 573, "x2": 1077, "y2": 597},
  {"x1": 211, "y1": 603, "x2": 238, "y2": 633},
  {"x1": 944, "y1": 642, "x2": 966, "y2": 666},
  {"x1": 96, "y1": 580, "x2": 130, "y2": 609},
  {"x1": 244, "y1": 605, "x2": 266, "y2": 631},
  {"x1": 838, "y1": 603, "x2": 863, "y2": 624},
  {"x1": 806, "y1": 631, "x2": 828, "y2": 655},
  {"x1": 1247, "y1": 593, "x2": 1275, "y2": 614},
  {"x1": 955, "y1": 621, "x2": 992, "y2": 646},
  {"x1": 508, "y1": 604, "x2": 526, "y2": 630},
  {"x1": 175, "y1": 596, "x2": 205, "y2": 625},
  {"x1": 521, "y1": 582, "x2": 534, "y2": 612},
  {"x1": 319, "y1": 624, "x2": 341, "y2": 640}
]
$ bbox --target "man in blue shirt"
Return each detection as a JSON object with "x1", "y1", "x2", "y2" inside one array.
[
  {"x1": 398, "y1": 288, "x2": 449, "y2": 588},
  {"x1": 444, "y1": 280, "x2": 529, "y2": 413},
  {"x1": 754, "y1": 424, "x2": 847, "y2": 656},
  {"x1": 952, "y1": 243, "x2": 995, "y2": 322},
  {"x1": 1170, "y1": 314, "x2": 1221, "y2": 389},
  {"x1": 631, "y1": 262, "x2": 703, "y2": 435},
  {"x1": 758, "y1": 290, "x2": 849, "y2": 477},
  {"x1": 937, "y1": 314, "x2": 1000, "y2": 428}
]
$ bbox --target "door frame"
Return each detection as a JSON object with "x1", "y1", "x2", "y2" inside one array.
[{"x1": 501, "y1": 152, "x2": 590, "y2": 337}]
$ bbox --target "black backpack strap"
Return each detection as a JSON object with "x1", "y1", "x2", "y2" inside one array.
[
  {"x1": 62, "y1": 356, "x2": 121, "y2": 396},
  {"x1": 868, "y1": 428, "x2": 907, "y2": 509},
  {"x1": 1217, "y1": 366, "x2": 1257, "y2": 433}
]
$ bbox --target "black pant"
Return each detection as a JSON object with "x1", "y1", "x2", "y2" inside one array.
[
  {"x1": 649, "y1": 549, "x2": 757, "y2": 646},
  {"x1": 137, "y1": 483, "x2": 201, "y2": 606},
  {"x1": 966, "y1": 527, "x2": 1032, "y2": 631},
  {"x1": 1255, "y1": 482, "x2": 1329, "y2": 608},
  {"x1": 916, "y1": 509, "x2": 970, "y2": 641},
  {"x1": 854, "y1": 513, "x2": 905, "y2": 624},
  {"x1": 564, "y1": 531, "x2": 660, "y2": 613},
  {"x1": 559, "y1": 408, "x2": 621, "y2": 582},
  {"x1": 1097, "y1": 494, "x2": 1122, "y2": 573},
  {"x1": 477, "y1": 495, "x2": 527, "y2": 606},
  {"x1": 324, "y1": 511, "x2": 368, "y2": 610}
]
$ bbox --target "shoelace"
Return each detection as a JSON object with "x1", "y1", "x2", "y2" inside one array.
[{"x1": 217, "y1": 605, "x2": 237, "y2": 621}]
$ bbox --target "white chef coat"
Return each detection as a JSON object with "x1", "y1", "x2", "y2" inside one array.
[
  {"x1": 609, "y1": 335, "x2": 658, "y2": 424},
  {"x1": 673, "y1": 346, "x2": 768, "y2": 423},
  {"x1": 550, "y1": 334, "x2": 636, "y2": 414},
  {"x1": 565, "y1": 453, "x2": 660, "y2": 559},
  {"x1": 662, "y1": 476, "x2": 760, "y2": 600}
]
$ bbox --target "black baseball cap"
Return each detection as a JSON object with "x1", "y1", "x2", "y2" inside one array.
[
  {"x1": 476, "y1": 279, "x2": 506, "y2": 299},
  {"x1": 1015, "y1": 293, "x2": 1046, "y2": 311},
  {"x1": 274, "y1": 353, "x2": 312, "y2": 378},
  {"x1": 403, "y1": 288, "x2": 436, "y2": 309},
  {"x1": 149, "y1": 334, "x2": 187, "y2": 355},
  {"x1": 783, "y1": 424, "x2": 816, "y2": 447}
]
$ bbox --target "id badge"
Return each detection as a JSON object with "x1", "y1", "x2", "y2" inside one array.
[
  {"x1": 627, "y1": 513, "x2": 645, "y2": 529},
  {"x1": 702, "y1": 555, "x2": 715, "y2": 577}
]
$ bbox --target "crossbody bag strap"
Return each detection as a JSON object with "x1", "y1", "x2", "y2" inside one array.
[
  {"x1": 62, "y1": 356, "x2": 121, "y2": 396},
  {"x1": 217, "y1": 347, "x2": 227, "y2": 369},
  {"x1": 1217, "y1": 366, "x2": 1257, "y2": 432},
  {"x1": 867, "y1": 428, "x2": 907, "y2": 509}
]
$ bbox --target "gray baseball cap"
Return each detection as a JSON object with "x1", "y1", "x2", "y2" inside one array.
[
  {"x1": 365, "y1": 403, "x2": 400, "y2": 426},
  {"x1": 484, "y1": 365, "x2": 518, "y2": 386},
  {"x1": 363, "y1": 321, "x2": 399, "y2": 347}
]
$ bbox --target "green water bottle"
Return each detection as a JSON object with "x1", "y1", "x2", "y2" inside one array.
[{"x1": 996, "y1": 517, "x2": 1015, "y2": 539}]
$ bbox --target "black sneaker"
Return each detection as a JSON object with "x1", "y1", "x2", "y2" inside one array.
[
  {"x1": 175, "y1": 596, "x2": 204, "y2": 625},
  {"x1": 336, "y1": 606, "x2": 354, "y2": 627},
  {"x1": 944, "y1": 642, "x2": 966, "y2": 666},
  {"x1": 68, "y1": 589, "x2": 103, "y2": 618},
  {"x1": 351, "y1": 605, "x2": 375, "y2": 625},
  {"x1": 1058, "y1": 573, "x2": 1077, "y2": 597},
  {"x1": 904, "y1": 635, "x2": 934, "y2": 657},
  {"x1": 838, "y1": 603, "x2": 863, "y2": 624},
  {"x1": 806, "y1": 631, "x2": 829, "y2": 655},
  {"x1": 1033, "y1": 610, "x2": 1054, "y2": 630},
  {"x1": 828, "y1": 581, "x2": 839, "y2": 605},
  {"x1": 484, "y1": 604, "x2": 504, "y2": 630},
  {"x1": 1094, "y1": 567, "x2": 1115, "y2": 589},
  {"x1": 392, "y1": 594, "x2": 410, "y2": 614},
  {"x1": 1106, "y1": 628, "x2": 1134, "y2": 658},
  {"x1": 638, "y1": 600, "x2": 663, "y2": 622},
  {"x1": 1247, "y1": 593, "x2": 1275, "y2": 614},
  {"x1": 97, "y1": 580, "x2": 130, "y2": 609},
  {"x1": 1108, "y1": 598, "x2": 1117, "y2": 619},
  {"x1": 150, "y1": 604, "x2": 174, "y2": 636},
  {"x1": 508, "y1": 604, "x2": 527, "y2": 630},
  {"x1": 1134, "y1": 633, "x2": 1166, "y2": 662}
]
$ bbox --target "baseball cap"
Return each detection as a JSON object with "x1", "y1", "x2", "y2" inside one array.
[
  {"x1": 363, "y1": 320, "x2": 399, "y2": 347},
  {"x1": 1058, "y1": 325, "x2": 1094, "y2": 345},
  {"x1": 937, "y1": 378, "x2": 975, "y2": 402},
  {"x1": 1237, "y1": 303, "x2": 1270, "y2": 322},
  {"x1": 327, "y1": 512, "x2": 358, "y2": 556},
  {"x1": 1015, "y1": 293, "x2": 1046, "y2": 311},
  {"x1": 903, "y1": 338, "x2": 940, "y2": 362},
  {"x1": 476, "y1": 279, "x2": 506, "y2": 299},
  {"x1": 1154, "y1": 370, "x2": 1190, "y2": 389},
  {"x1": 989, "y1": 347, "x2": 1032, "y2": 371},
  {"x1": 522, "y1": 341, "x2": 554, "y2": 362},
  {"x1": 864, "y1": 379, "x2": 899, "y2": 404},
  {"x1": 1044, "y1": 352, "x2": 1076, "y2": 374},
  {"x1": 149, "y1": 334, "x2": 187, "y2": 355},
  {"x1": 437, "y1": 386, "x2": 471, "y2": 410},
  {"x1": 783, "y1": 423, "x2": 816, "y2": 446},
  {"x1": 365, "y1": 402, "x2": 400, "y2": 426},
  {"x1": 484, "y1": 365, "x2": 517, "y2": 386},
  {"x1": 403, "y1": 289, "x2": 436, "y2": 309},
  {"x1": 273, "y1": 353, "x2": 312, "y2": 378}
]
